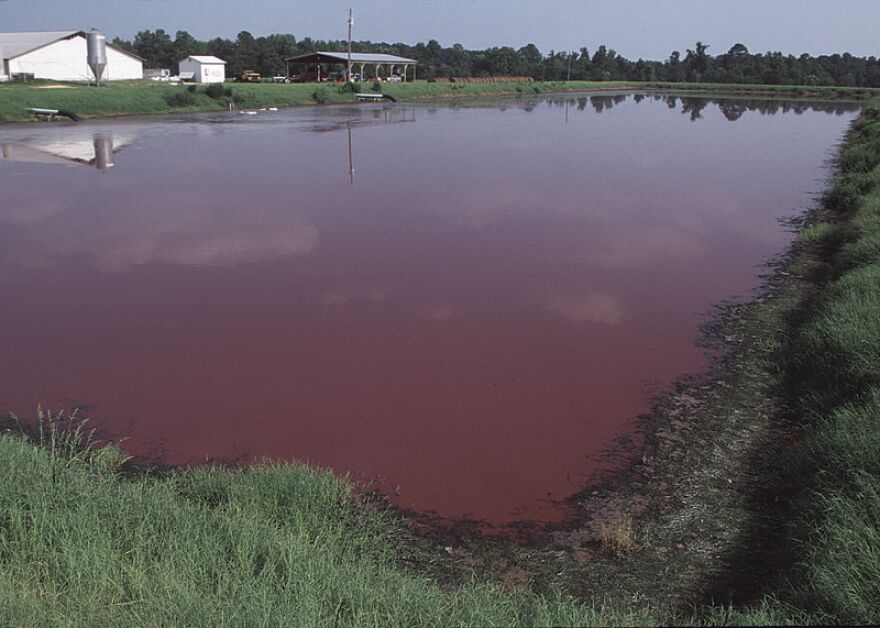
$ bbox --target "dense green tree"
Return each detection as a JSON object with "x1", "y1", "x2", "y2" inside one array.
[
  {"x1": 110, "y1": 29, "x2": 880, "y2": 87},
  {"x1": 518, "y1": 43, "x2": 543, "y2": 79},
  {"x1": 132, "y1": 29, "x2": 175, "y2": 69},
  {"x1": 172, "y1": 31, "x2": 205, "y2": 62},
  {"x1": 445, "y1": 43, "x2": 472, "y2": 77},
  {"x1": 684, "y1": 41, "x2": 711, "y2": 82}
]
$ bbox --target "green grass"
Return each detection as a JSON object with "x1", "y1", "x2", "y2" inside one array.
[
  {"x1": 0, "y1": 410, "x2": 651, "y2": 627},
  {"x1": 768, "y1": 101, "x2": 880, "y2": 624},
  {"x1": 0, "y1": 79, "x2": 634, "y2": 122},
  {"x1": 644, "y1": 81, "x2": 880, "y2": 100},
  {"x1": 0, "y1": 80, "x2": 354, "y2": 121},
  {"x1": 2, "y1": 79, "x2": 875, "y2": 123}
]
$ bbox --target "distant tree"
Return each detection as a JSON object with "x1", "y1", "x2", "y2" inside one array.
[
  {"x1": 205, "y1": 38, "x2": 235, "y2": 75},
  {"x1": 172, "y1": 31, "x2": 205, "y2": 63},
  {"x1": 445, "y1": 43, "x2": 472, "y2": 77},
  {"x1": 477, "y1": 47, "x2": 523, "y2": 76},
  {"x1": 728, "y1": 43, "x2": 750, "y2": 57},
  {"x1": 518, "y1": 43, "x2": 543, "y2": 79},
  {"x1": 111, "y1": 28, "x2": 880, "y2": 88},
  {"x1": 132, "y1": 29, "x2": 175, "y2": 68},
  {"x1": 684, "y1": 41, "x2": 710, "y2": 82}
]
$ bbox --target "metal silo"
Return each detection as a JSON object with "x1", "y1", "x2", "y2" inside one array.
[{"x1": 86, "y1": 30, "x2": 107, "y2": 86}]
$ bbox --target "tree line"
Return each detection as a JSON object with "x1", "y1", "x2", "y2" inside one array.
[{"x1": 112, "y1": 30, "x2": 880, "y2": 87}]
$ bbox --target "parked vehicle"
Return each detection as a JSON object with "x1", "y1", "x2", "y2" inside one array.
[{"x1": 235, "y1": 70, "x2": 261, "y2": 83}]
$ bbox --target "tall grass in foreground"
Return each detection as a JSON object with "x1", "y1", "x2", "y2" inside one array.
[{"x1": 0, "y1": 415, "x2": 649, "y2": 627}]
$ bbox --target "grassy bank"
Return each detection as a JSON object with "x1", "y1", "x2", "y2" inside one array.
[
  {"x1": 0, "y1": 79, "x2": 636, "y2": 122},
  {"x1": 0, "y1": 412, "x2": 648, "y2": 627},
  {"x1": 644, "y1": 81, "x2": 879, "y2": 100},
  {"x1": 775, "y1": 100, "x2": 880, "y2": 623},
  {"x1": 1, "y1": 79, "x2": 876, "y2": 123}
]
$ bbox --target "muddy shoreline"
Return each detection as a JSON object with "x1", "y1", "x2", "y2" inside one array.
[{"x1": 392, "y1": 202, "x2": 839, "y2": 614}]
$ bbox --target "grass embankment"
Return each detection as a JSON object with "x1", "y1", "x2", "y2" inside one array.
[
  {"x1": 644, "y1": 81, "x2": 879, "y2": 100},
  {"x1": 2, "y1": 79, "x2": 876, "y2": 123},
  {"x1": 0, "y1": 79, "x2": 637, "y2": 122},
  {"x1": 0, "y1": 412, "x2": 647, "y2": 626},
  {"x1": 774, "y1": 100, "x2": 880, "y2": 623}
]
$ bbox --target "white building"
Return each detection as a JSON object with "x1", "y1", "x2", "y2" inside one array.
[
  {"x1": 0, "y1": 31, "x2": 143, "y2": 82},
  {"x1": 178, "y1": 56, "x2": 226, "y2": 83}
]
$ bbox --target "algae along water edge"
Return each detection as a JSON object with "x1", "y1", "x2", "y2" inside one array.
[{"x1": 0, "y1": 94, "x2": 859, "y2": 526}]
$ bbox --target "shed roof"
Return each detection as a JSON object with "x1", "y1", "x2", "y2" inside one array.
[
  {"x1": 182, "y1": 55, "x2": 227, "y2": 65},
  {"x1": 0, "y1": 30, "x2": 143, "y2": 62},
  {"x1": 286, "y1": 51, "x2": 417, "y2": 64}
]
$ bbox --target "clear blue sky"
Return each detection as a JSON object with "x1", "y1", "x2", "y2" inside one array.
[{"x1": 1, "y1": 0, "x2": 878, "y2": 59}]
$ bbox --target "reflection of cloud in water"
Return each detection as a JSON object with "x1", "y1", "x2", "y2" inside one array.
[
  {"x1": 0, "y1": 193, "x2": 319, "y2": 273},
  {"x1": 320, "y1": 287, "x2": 389, "y2": 305},
  {"x1": 94, "y1": 228, "x2": 318, "y2": 273},
  {"x1": 428, "y1": 304, "x2": 455, "y2": 320},
  {"x1": 545, "y1": 293, "x2": 626, "y2": 325},
  {"x1": 591, "y1": 227, "x2": 705, "y2": 268},
  {"x1": 0, "y1": 198, "x2": 67, "y2": 225}
]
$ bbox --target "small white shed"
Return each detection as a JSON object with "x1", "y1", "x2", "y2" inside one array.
[{"x1": 178, "y1": 56, "x2": 226, "y2": 83}]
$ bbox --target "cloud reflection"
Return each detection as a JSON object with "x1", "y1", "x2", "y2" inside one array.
[
  {"x1": 590, "y1": 227, "x2": 705, "y2": 268},
  {"x1": 93, "y1": 227, "x2": 318, "y2": 273},
  {"x1": 0, "y1": 194, "x2": 319, "y2": 273},
  {"x1": 545, "y1": 293, "x2": 626, "y2": 325},
  {"x1": 320, "y1": 287, "x2": 389, "y2": 305}
]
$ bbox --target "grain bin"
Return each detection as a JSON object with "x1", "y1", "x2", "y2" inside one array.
[{"x1": 86, "y1": 30, "x2": 107, "y2": 86}]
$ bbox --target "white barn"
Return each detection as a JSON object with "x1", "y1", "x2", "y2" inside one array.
[
  {"x1": 0, "y1": 31, "x2": 143, "y2": 82},
  {"x1": 178, "y1": 56, "x2": 226, "y2": 83}
]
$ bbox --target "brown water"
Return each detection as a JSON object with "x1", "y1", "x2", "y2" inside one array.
[{"x1": 0, "y1": 94, "x2": 858, "y2": 525}]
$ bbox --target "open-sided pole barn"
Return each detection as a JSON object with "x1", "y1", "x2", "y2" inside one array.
[{"x1": 285, "y1": 51, "x2": 417, "y2": 82}]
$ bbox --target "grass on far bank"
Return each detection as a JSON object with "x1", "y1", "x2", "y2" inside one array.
[
  {"x1": 1, "y1": 78, "x2": 877, "y2": 123},
  {"x1": 0, "y1": 79, "x2": 632, "y2": 122}
]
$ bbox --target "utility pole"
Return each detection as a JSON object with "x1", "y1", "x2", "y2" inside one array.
[
  {"x1": 567, "y1": 51, "x2": 572, "y2": 81},
  {"x1": 347, "y1": 8, "x2": 354, "y2": 82}
]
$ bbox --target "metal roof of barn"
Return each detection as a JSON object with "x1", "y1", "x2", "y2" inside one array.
[
  {"x1": 182, "y1": 55, "x2": 227, "y2": 65},
  {"x1": 0, "y1": 30, "x2": 143, "y2": 62},
  {"x1": 0, "y1": 31, "x2": 81, "y2": 59},
  {"x1": 285, "y1": 51, "x2": 416, "y2": 64}
]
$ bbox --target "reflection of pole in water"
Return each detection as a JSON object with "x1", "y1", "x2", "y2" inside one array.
[
  {"x1": 93, "y1": 133, "x2": 114, "y2": 170},
  {"x1": 565, "y1": 98, "x2": 569, "y2": 125},
  {"x1": 347, "y1": 120, "x2": 354, "y2": 185}
]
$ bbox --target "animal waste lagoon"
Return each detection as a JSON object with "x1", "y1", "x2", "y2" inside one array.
[{"x1": 0, "y1": 94, "x2": 859, "y2": 526}]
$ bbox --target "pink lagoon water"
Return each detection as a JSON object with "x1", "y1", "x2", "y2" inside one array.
[{"x1": 0, "y1": 94, "x2": 858, "y2": 525}]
